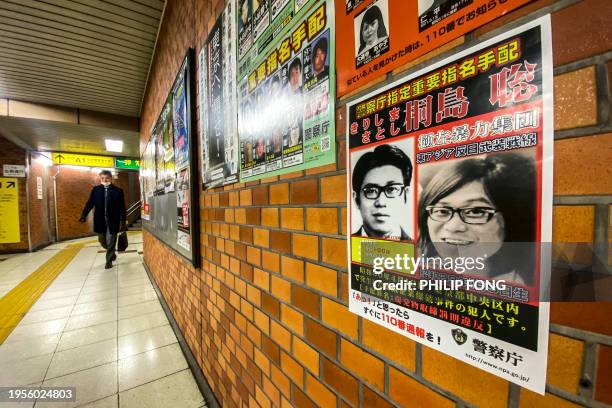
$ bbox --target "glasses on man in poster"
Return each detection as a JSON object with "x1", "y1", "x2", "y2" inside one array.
[
  {"x1": 354, "y1": 0, "x2": 390, "y2": 68},
  {"x1": 418, "y1": 0, "x2": 473, "y2": 32},
  {"x1": 351, "y1": 140, "x2": 415, "y2": 242}
]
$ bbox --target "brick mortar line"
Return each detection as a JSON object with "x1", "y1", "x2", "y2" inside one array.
[
  {"x1": 545, "y1": 382, "x2": 611, "y2": 408},
  {"x1": 593, "y1": 204, "x2": 611, "y2": 275},
  {"x1": 579, "y1": 341, "x2": 598, "y2": 400},
  {"x1": 554, "y1": 195, "x2": 612, "y2": 205},
  {"x1": 554, "y1": 51, "x2": 612, "y2": 76},
  {"x1": 550, "y1": 323, "x2": 612, "y2": 346}
]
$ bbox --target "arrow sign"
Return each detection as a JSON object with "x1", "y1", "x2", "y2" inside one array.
[
  {"x1": 7, "y1": 181, "x2": 15, "y2": 188},
  {"x1": 56, "y1": 154, "x2": 64, "y2": 164}
]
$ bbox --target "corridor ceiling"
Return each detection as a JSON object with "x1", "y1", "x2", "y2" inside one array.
[{"x1": 0, "y1": 0, "x2": 165, "y2": 116}]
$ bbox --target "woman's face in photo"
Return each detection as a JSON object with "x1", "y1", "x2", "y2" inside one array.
[
  {"x1": 362, "y1": 18, "x2": 379, "y2": 47},
  {"x1": 427, "y1": 180, "x2": 505, "y2": 260}
]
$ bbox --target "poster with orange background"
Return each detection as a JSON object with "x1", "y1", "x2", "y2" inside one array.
[{"x1": 336, "y1": 0, "x2": 533, "y2": 96}]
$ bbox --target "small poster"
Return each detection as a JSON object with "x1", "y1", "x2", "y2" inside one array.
[
  {"x1": 200, "y1": 0, "x2": 240, "y2": 188},
  {"x1": 346, "y1": 17, "x2": 553, "y2": 393},
  {"x1": 176, "y1": 167, "x2": 191, "y2": 251},
  {"x1": 336, "y1": 0, "x2": 533, "y2": 96},
  {"x1": 237, "y1": 0, "x2": 335, "y2": 181},
  {"x1": 154, "y1": 127, "x2": 165, "y2": 193},
  {"x1": 36, "y1": 177, "x2": 43, "y2": 199},
  {"x1": 162, "y1": 96, "x2": 176, "y2": 193},
  {"x1": 173, "y1": 71, "x2": 190, "y2": 171}
]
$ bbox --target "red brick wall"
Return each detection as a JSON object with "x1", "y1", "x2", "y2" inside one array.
[
  {"x1": 28, "y1": 152, "x2": 51, "y2": 249},
  {"x1": 54, "y1": 166, "x2": 97, "y2": 240},
  {"x1": 141, "y1": 1, "x2": 612, "y2": 407},
  {"x1": 0, "y1": 136, "x2": 28, "y2": 252}
]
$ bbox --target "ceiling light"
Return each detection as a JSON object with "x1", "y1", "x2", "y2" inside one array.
[
  {"x1": 34, "y1": 154, "x2": 53, "y2": 167},
  {"x1": 105, "y1": 139, "x2": 123, "y2": 152}
]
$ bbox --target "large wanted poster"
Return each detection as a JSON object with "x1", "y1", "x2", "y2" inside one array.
[
  {"x1": 336, "y1": 0, "x2": 533, "y2": 97},
  {"x1": 237, "y1": 0, "x2": 335, "y2": 181},
  {"x1": 200, "y1": 0, "x2": 239, "y2": 188},
  {"x1": 346, "y1": 17, "x2": 553, "y2": 393}
]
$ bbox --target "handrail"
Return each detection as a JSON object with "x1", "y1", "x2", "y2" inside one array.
[
  {"x1": 126, "y1": 200, "x2": 140, "y2": 216},
  {"x1": 126, "y1": 200, "x2": 141, "y2": 226}
]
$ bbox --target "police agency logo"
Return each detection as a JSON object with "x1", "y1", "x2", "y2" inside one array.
[{"x1": 452, "y1": 328, "x2": 468, "y2": 345}]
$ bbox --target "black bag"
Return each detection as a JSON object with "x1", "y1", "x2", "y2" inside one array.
[{"x1": 117, "y1": 232, "x2": 128, "y2": 252}]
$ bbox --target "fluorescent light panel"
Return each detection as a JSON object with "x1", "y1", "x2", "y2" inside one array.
[{"x1": 105, "y1": 139, "x2": 123, "y2": 152}]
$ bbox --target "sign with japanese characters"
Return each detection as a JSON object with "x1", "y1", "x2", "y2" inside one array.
[
  {"x1": 2, "y1": 164, "x2": 25, "y2": 177},
  {"x1": 346, "y1": 17, "x2": 553, "y2": 393},
  {"x1": 0, "y1": 178, "x2": 20, "y2": 243},
  {"x1": 237, "y1": 0, "x2": 314, "y2": 79},
  {"x1": 200, "y1": 0, "x2": 240, "y2": 188},
  {"x1": 336, "y1": 0, "x2": 533, "y2": 96},
  {"x1": 51, "y1": 153, "x2": 114, "y2": 168},
  {"x1": 114, "y1": 158, "x2": 140, "y2": 170},
  {"x1": 237, "y1": 0, "x2": 335, "y2": 181}
]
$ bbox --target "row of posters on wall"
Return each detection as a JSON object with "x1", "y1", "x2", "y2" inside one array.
[
  {"x1": 199, "y1": 0, "x2": 535, "y2": 187},
  {"x1": 200, "y1": 0, "x2": 336, "y2": 187},
  {"x1": 141, "y1": 56, "x2": 194, "y2": 253},
  {"x1": 197, "y1": 0, "x2": 551, "y2": 393}
]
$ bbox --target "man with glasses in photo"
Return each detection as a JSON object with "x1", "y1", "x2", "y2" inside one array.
[{"x1": 352, "y1": 144, "x2": 413, "y2": 241}]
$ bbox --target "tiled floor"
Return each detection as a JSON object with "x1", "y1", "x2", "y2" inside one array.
[{"x1": 0, "y1": 233, "x2": 206, "y2": 408}]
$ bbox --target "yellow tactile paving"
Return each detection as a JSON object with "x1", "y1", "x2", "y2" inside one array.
[{"x1": 0, "y1": 243, "x2": 85, "y2": 344}]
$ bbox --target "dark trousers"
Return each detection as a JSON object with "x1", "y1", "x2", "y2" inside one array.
[{"x1": 98, "y1": 228, "x2": 117, "y2": 265}]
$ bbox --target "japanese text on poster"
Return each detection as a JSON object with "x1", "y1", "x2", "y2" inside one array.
[
  {"x1": 237, "y1": 0, "x2": 335, "y2": 181},
  {"x1": 172, "y1": 63, "x2": 192, "y2": 251},
  {"x1": 200, "y1": 0, "x2": 240, "y2": 188},
  {"x1": 336, "y1": 0, "x2": 533, "y2": 96},
  {"x1": 346, "y1": 17, "x2": 553, "y2": 393}
]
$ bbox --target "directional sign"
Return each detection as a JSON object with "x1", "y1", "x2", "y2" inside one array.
[
  {"x1": 52, "y1": 153, "x2": 114, "y2": 167},
  {"x1": 3, "y1": 164, "x2": 25, "y2": 177},
  {"x1": 0, "y1": 177, "x2": 20, "y2": 243},
  {"x1": 115, "y1": 158, "x2": 140, "y2": 170}
]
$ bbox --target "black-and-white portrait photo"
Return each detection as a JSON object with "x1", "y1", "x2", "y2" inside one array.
[
  {"x1": 351, "y1": 139, "x2": 415, "y2": 241},
  {"x1": 354, "y1": 0, "x2": 390, "y2": 68}
]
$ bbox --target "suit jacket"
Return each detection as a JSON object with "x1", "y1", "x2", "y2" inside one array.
[
  {"x1": 354, "y1": 226, "x2": 412, "y2": 241},
  {"x1": 81, "y1": 184, "x2": 127, "y2": 234}
]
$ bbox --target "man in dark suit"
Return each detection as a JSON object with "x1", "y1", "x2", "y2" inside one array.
[
  {"x1": 352, "y1": 144, "x2": 413, "y2": 241},
  {"x1": 80, "y1": 170, "x2": 127, "y2": 269}
]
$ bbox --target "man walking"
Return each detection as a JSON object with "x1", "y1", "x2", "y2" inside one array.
[{"x1": 80, "y1": 170, "x2": 127, "y2": 269}]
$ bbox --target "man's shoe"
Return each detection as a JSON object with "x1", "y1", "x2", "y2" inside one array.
[
  {"x1": 111, "y1": 254, "x2": 117, "y2": 261},
  {"x1": 105, "y1": 261, "x2": 113, "y2": 269}
]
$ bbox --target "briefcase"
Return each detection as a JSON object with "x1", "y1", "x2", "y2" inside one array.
[{"x1": 117, "y1": 232, "x2": 128, "y2": 252}]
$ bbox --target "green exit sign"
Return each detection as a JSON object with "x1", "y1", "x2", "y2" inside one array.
[{"x1": 115, "y1": 158, "x2": 140, "y2": 170}]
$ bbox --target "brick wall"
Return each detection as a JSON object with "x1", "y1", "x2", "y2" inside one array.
[
  {"x1": 54, "y1": 166, "x2": 97, "y2": 240},
  {"x1": 0, "y1": 136, "x2": 28, "y2": 252},
  {"x1": 141, "y1": 0, "x2": 612, "y2": 407}
]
